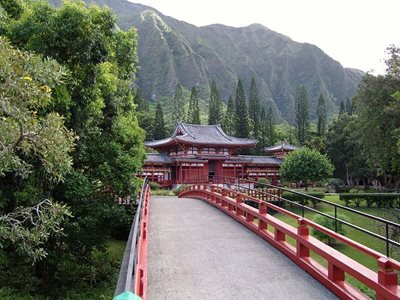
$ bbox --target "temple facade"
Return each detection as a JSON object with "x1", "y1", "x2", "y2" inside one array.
[{"x1": 141, "y1": 123, "x2": 296, "y2": 188}]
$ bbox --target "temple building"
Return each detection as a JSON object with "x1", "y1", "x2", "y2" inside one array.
[{"x1": 141, "y1": 122, "x2": 296, "y2": 188}]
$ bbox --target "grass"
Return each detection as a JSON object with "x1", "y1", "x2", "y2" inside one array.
[{"x1": 0, "y1": 240, "x2": 127, "y2": 300}]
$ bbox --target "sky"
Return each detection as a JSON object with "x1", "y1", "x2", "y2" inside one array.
[{"x1": 129, "y1": 0, "x2": 400, "y2": 74}]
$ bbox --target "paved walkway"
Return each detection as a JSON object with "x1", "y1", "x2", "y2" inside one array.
[{"x1": 148, "y1": 196, "x2": 337, "y2": 300}]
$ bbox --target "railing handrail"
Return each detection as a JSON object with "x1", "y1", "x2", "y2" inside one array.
[
  {"x1": 180, "y1": 183, "x2": 400, "y2": 299},
  {"x1": 114, "y1": 176, "x2": 149, "y2": 299},
  {"x1": 212, "y1": 175, "x2": 400, "y2": 257}
]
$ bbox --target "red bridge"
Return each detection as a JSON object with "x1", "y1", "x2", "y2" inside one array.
[{"x1": 114, "y1": 179, "x2": 400, "y2": 300}]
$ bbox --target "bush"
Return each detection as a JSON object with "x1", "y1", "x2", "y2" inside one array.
[
  {"x1": 173, "y1": 184, "x2": 187, "y2": 196},
  {"x1": 149, "y1": 182, "x2": 160, "y2": 190},
  {"x1": 255, "y1": 178, "x2": 269, "y2": 188},
  {"x1": 339, "y1": 193, "x2": 400, "y2": 208},
  {"x1": 335, "y1": 186, "x2": 351, "y2": 193},
  {"x1": 281, "y1": 192, "x2": 324, "y2": 208},
  {"x1": 312, "y1": 213, "x2": 349, "y2": 246}
]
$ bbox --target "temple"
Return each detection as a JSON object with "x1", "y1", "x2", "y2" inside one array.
[{"x1": 141, "y1": 123, "x2": 296, "y2": 188}]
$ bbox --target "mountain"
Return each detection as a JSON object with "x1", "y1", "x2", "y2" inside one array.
[{"x1": 49, "y1": 0, "x2": 364, "y2": 121}]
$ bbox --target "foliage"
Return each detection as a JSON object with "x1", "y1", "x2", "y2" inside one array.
[
  {"x1": 0, "y1": 200, "x2": 71, "y2": 262},
  {"x1": 0, "y1": 0, "x2": 145, "y2": 295},
  {"x1": 248, "y1": 77, "x2": 261, "y2": 139},
  {"x1": 222, "y1": 96, "x2": 235, "y2": 135},
  {"x1": 265, "y1": 107, "x2": 276, "y2": 145},
  {"x1": 208, "y1": 80, "x2": 223, "y2": 125},
  {"x1": 339, "y1": 101, "x2": 345, "y2": 115},
  {"x1": 173, "y1": 184, "x2": 187, "y2": 195},
  {"x1": 339, "y1": 193, "x2": 400, "y2": 208},
  {"x1": 152, "y1": 103, "x2": 166, "y2": 139},
  {"x1": 186, "y1": 86, "x2": 201, "y2": 124},
  {"x1": 234, "y1": 79, "x2": 250, "y2": 138},
  {"x1": 0, "y1": 37, "x2": 75, "y2": 180},
  {"x1": 312, "y1": 213, "x2": 349, "y2": 246},
  {"x1": 172, "y1": 83, "x2": 185, "y2": 124},
  {"x1": 295, "y1": 85, "x2": 309, "y2": 144},
  {"x1": 281, "y1": 191, "x2": 324, "y2": 207},
  {"x1": 149, "y1": 181, "x2": 161, "y2": 190},
  {"x1": 316, "y1": 94, "x2": 327, "y2": 136},
  {"x1": 280, "y1": 147, "x2": 334, "y2": 190}
]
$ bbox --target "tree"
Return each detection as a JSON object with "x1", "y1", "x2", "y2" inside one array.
[
  {"x1": 280, "y1": 147, "x2": 334, "y2": 190},
  {"x1": 172, "y1": 83, "x2": 185, "y2": 124},
  {"x1": 345, "y1": 97, "x2": 353, "y2": 115},
  {"x1": 295, "y1": 86, "x2": 309, "y2": 144},
  {"x1": 208, "y1": 80, "x2": 223, "y2": 124},
  {"x1": 1, "y1": 1, "x2": 145, "y2": 294},
  {"x1": 339, "y1": 101, "x2": 345, "y2": 115},
  {"x1": 222, "y1": 96, "x2": 235, "y2": 135},
  {"x1": 0, "y1": 37, "x2": 74, "y2": 261},
  {"x1": 248, "y1": 77, "x2": 261, "y2": 139},
  {"x1": 153, "y1": 103, "x2": 167, "y2": 139},
  {"x1": 266, "y1": 107, "x2": 276, "y2": 145},
  {"x1": 234, "y1": 79, "x2": 250, "y2": 137},
  {"x1": 316, "y1": 94, "x2": 327, "y2": 136},
  {"x1": 187, "y1": 86, "x2": 200, "y2": 124}
]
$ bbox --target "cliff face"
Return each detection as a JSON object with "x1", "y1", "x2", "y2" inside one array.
[{"x1": 49, "y1": 0, "x2": 364, "y2": 120}]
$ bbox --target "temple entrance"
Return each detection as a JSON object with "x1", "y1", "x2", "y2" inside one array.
[{"x1": 208, "y1": 160, "x2": 215, "y2": 180}]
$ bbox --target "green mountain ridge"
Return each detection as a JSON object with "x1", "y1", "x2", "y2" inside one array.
[{"x1": 49, "y1": 0, "x2": 364, "y2": 122}]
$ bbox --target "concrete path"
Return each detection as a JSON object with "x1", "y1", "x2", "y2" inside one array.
[{"x1": 148, "y1": 196, "x2": 337, "y2": 300}]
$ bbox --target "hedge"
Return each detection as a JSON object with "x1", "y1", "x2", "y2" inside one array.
[
  {"x1": 339, "y1": 193, "x2": 400, "y2": 208},
  {"x1": 281, "y1": 192, "x2": 325, "y2": 208}
]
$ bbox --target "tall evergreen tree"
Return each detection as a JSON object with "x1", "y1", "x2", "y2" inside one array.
[
  {"x1": 187, "y1": 86, "x2": 200, "y2": 124},
  {"x1": 317, "y1": 93, "x2": 327, "y2": 136},
  {"x1": 266, "y1": 107, "x2": 276, "y2": 145},
  {"x1": 295, "y1": 85, "x2": 309, "y2": 144},
  {"x1": 208, "y1": 80, "x2": 223, "y2": 124},
  {"x1": 345, "y1": 97, "x2": 353, "y2": 115},
  {"x1": 248, "y1": 77, "x2": 261, "y2": 139},
  {"x1": 153, "y1": 103, "x2": 167, "y2": 139},
  {"x1": 339, "y1": 101, "x2": 346, "y2": 115},
  {"x1": 134, "y1": 88, "x2": 149, "y2": 112},
  {"x1": 172, "y1": 83, "x2": 185, "y2": 124},
  {"x1": 234, "y1": 79, "x2": 250, "y2": 138},
  {"x1": 223, "y1": 96, "x2": 235, "y2": 135}
]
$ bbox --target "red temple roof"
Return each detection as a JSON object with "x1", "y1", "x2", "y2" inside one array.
[{"x1": 145, "y1": 122, "x2": 257, "y2": 148}]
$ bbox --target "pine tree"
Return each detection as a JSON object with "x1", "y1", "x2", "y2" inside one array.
[
  {"x1": 223, "y1": 96, "x2": 235, "y2": 135},
  {"x1": 248, "y1": 77, "x2": 261, "y2": 139},
  {"x1": 234, "y1": 79, "x2": 250, "y2": 138},
  {"x1": 345, "y1": 97, "x2": 353, "y2": 115},
  {"x1": 187, "y1": 86, "x2": 200, "y2": 124},
  {"x1": 134, "y1": 88, "x2": 149, "y2": 112},
  {"x1": 208, "y1": 80, "x2": 223, "y2": 124},
  {"x1": 259, "y1": 107, "x2": 268, "y2": 149},
  {"x1": 172, "y1": 83, "x2": 185, "y2": 124},
  {"x1": 295, "y1": 85, "x2": 309, "y2": 145},
  {"x1": 339, "y1": 101, "x2": 345, "y2": 115},
  {"x1": 317, "y1": 93, "x2": 327, "y2": 136},
  {"x1": 153, "y1": 103, "x2": 167, "y2": 139},
  {"x1": 266, "y1": 107, "x2": 276, "y2": 145}
]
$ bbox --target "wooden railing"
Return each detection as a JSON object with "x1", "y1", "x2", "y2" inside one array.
[{"x1": 180, "y1": 184, "x2": 400, "y2": 300}]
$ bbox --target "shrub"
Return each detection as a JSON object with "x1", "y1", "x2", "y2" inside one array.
[
  {"x1": 149, "y1": 182, "x2": 160, "y2": 190},
  {"x1": 335, "y1": 186, "x2": 351, "y2": 193},
  {"x1": 255, "y1": 178, "x2": 269, "y2": 188},
  {"x1": 312, "y1": 213, "x2": 349, "y2": 246},
  {"x1": 173, "y1": 184, "x2": 187, "y2": 196},
  {"x1": 281, "y1": 192, "x2": 324, "y2": 208},
  {"x1": 339, "y1": 193, "x2": 400, "y2": 208}
]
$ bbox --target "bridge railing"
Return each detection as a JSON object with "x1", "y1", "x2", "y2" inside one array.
[
  {"x1": 213, "y1": 175, "x2": 400, "y2": 258},
  {"x1": 113, "y1": 177, "x2": 150, "y2": 300},
  {"x1": 180, "y1": 182, "x2": 400, "y2": 299}
]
